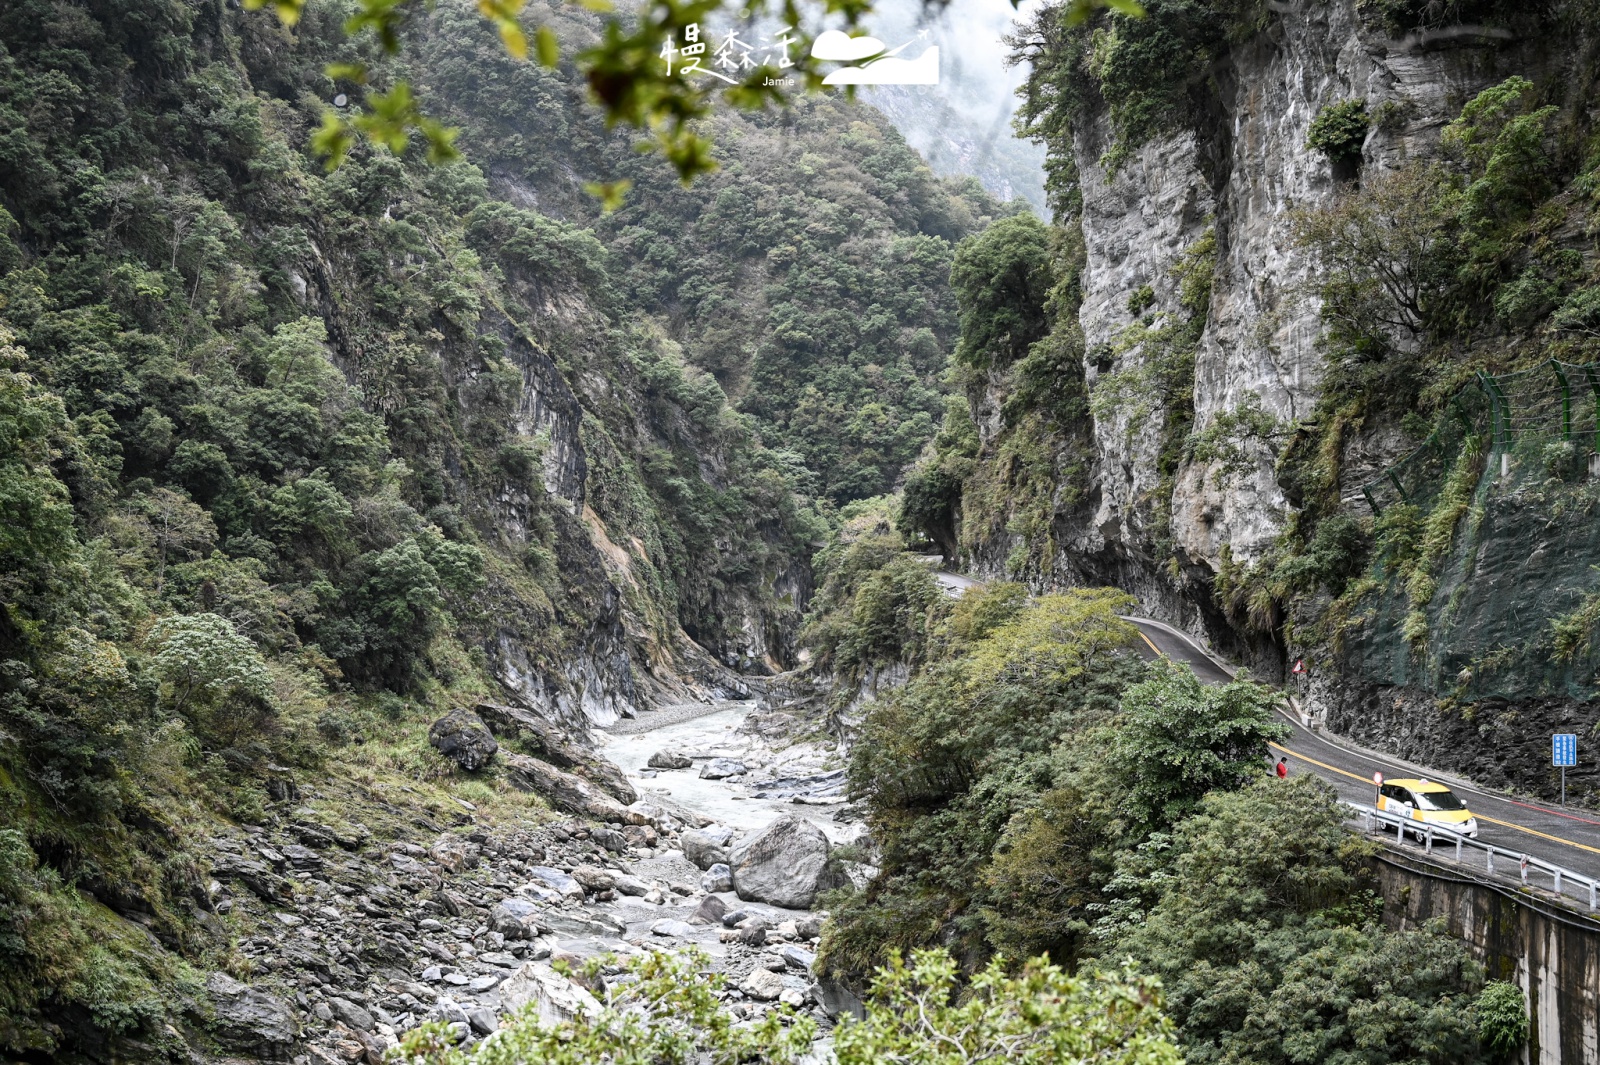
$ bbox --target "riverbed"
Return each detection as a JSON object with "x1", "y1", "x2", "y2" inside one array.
[{"x1": 597, "y1": 701, "x2": 853, "y2": 843}]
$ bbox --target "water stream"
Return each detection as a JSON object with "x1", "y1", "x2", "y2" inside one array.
[{"x1": 597, "y1": 702, "x2": 852, "y2": 842}]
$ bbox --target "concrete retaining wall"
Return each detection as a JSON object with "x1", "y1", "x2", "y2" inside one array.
[{"x1": 1371, "y1": 851, "x2": 1600, "y2": 1064}]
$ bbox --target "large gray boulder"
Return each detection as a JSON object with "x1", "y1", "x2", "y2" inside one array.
[
  {"x1": 498, "y1": 962, "x2": 602, "y2": 1025},
  {"x1": 428, "y1": 708, "x2": 498, "y2": 771},
  {"x1": 647, "y1": 749, "x2": 693, "y2": 770},
  {"x1": 728, "y1": 815, "x2": 838, "y2": 909},
  {"x1": 205, "y1": 972, "x2": 299, "y2": 1058},
  {"x1": 681, "y1": 824, "x2": 735, "y2": 870}
]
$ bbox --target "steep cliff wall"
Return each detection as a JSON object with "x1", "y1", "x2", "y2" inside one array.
[{"x1": 923, "y1": 0, "x2": 1600, "y2": 798}]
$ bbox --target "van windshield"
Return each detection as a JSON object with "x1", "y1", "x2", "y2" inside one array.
[{"x1": 1414, "y1": 789, "x2": 1467, "y2": 812}]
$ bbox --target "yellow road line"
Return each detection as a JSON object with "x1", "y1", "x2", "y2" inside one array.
[
  {"x1": 1270, "y1": 742, "x2": 1371, "y2": 786},
  {"x1": 1271, "y1": 742, "x2": 1600, "y2": 857},
  {"x1": 1473, "y1": 814, "x2": 1600, "y2": 856},
  {"x1": 1133, "y1": 629, "x2": 1162, "y2": 657}
]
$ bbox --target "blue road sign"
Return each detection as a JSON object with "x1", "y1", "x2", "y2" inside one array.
[{"x1": 1554, "y1": 733, "x2": 1577, "y2": 767}]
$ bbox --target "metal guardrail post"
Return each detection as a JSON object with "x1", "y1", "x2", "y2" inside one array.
[
  {"x1": 1385, "y1": 470, "x2": 1410, "y2": 503},
  {"x1": 1520, "y1": 855, "x2": 1530, "y2": 885},
  {"x1": 1425, "y1": 827, "x2": 1434, "y2": 854},
  {"x1": 1454, "y1": 835, "x2": 1462, "y2": 861},
  {"x1": 1477, "y1": 371, "x2": 1512, "y2": 477},
  {"x1": 1590, "y1": 882, "x2": 1596, "y2": 913},
  {"x1": 1551, "y1": 359, "x2": 1573, "y2": 442},
  {"x1": 1487, "y1": 848, "x2": 1494, "y2": 876},
  {"x1": 1584, "y1": 364, "x2": 1600, "y2": 460},
  {"x1": 1554, "y1": 869, "x2": 1563, "y2": 894}
]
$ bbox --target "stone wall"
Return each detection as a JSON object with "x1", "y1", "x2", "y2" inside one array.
[{"x1": 1371, "y1": 850, "x2": 1600, "y2": 1064}]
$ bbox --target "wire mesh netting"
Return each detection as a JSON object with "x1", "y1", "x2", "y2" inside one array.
[{"x1": 1360, "y1": 361, "x2": 1600, "y2": 512}]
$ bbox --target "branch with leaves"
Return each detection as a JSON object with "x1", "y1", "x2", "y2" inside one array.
[{"x1": 245, "y1": 0, "x2": 1143, "y2": 191}]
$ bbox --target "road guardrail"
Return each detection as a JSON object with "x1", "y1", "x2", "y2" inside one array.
[{"x1": 1344, "y1": 801, "x2": 1600, "y2": 913}]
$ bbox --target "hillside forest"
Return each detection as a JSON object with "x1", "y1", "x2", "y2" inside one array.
[{"x1": 0, "y1": 0, "x2": 1587, "y2": 1061}]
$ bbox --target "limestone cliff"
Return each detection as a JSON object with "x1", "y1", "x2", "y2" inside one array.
[{"x1": 941, "y1": 0, "x2": 1600, "y2": 799}]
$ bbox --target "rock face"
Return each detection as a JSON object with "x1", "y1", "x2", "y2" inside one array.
[
  {"x1": 503, "y1": 753, "x2": 631, "y2": 823},
  {"x1": 476, "y1": 701, "x2": 636, "y2": 803},
  {"x1": 428, "y1": 709, "x2": 499, "y2": 771},
  {"x1": 727, "y1": 815, "x2": 838, "y2": 910},
  {"x1": 205, "y1": 972, "x2": 299, "y2": 1058},
  {"x1": 954, "y1": 0, "x2": 1575, "y2": 723}
]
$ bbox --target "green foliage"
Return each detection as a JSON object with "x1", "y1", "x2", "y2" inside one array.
[
  {"x1": 1474, "y1": 980, "x2": 1528, "y2": 1059},
  {"x1": 1108, "y1": 662, "x2": 1289, "y2": 826},
  {"x1": 0, "y1": 829, "x2": 193, "y2": 1057},
  {"x1": 1105, "y1": 777, "x2": 1492, "y2": 1064},
  {"x1": 951, "y1": 213, "x2": 1055, "y2": 370},
  {"x1": 1306, "y1": 99, "x2": 1369, "y2": 163},
  {"x1": 1186, "y1": 391, "x2": 1284, "y2": 486},
  {"x1": 148, "y1": 612, "x2": 274, "y2": 744},
  {"x1": 802, "y1": 527, "x2": 946, "y2": 684},
  {"x1": 392, "y1": 948, "x2": 815, "y2": 1065},
  {"x1": 822, "y1": 582, "x2": 1494, "y2": 1063},
  {"x1": 0, "y1": 1, "x2": 880, "y2": 1052},
  {"x1": 822, "y1": 588, "x2": 1140, "y2": 979},
  {"x1": 1549, "y1": 580, "x2": 1600, "y2": 662},
  {"x1": 395, "y1": 945, "x2": 1182, "y2": 1065},
  {"x1": 1014, "y1": 0, "x2": 1246, "y2": 176},
  {"x1": 835, "y1": 949, "x2": 1182, "y2": 1064}
]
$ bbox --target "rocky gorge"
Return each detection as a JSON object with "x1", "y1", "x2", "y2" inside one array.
[{"x1": 188, "y1": 696, "x2": 860, "y2": 1063}]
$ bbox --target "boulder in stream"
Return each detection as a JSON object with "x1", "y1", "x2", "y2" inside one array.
[
  {"x1": 699, "y1": 758, "x2": 747, "y2": 780},
  {"x1": 728, "y1": 815, "x2": 840, "y2": 909},
  {"x1": 647, "y1": 749, "x2": 694, "y2": 769},
  {"x1": 681, "y1": 825, "x2": 735, "y2": 869}
]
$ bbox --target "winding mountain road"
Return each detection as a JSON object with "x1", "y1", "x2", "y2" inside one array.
[
  {"x1": 1122, "y1": 614, "x2": 1600, "y2": 895},
  {"x1": 930, "y1": 567, "x2": 1600, "y2": 897}
]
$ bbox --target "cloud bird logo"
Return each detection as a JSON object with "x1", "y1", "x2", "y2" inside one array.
[{"x1": 813, "y1": 29, "x2": 939, "y2": 86}]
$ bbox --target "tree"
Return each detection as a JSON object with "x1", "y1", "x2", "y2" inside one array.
[
  {"x1": 1104, "y1": 777, "x2": 1491, "y2": 1065},
  {"x1": 0, "y1": 331, "x2": 82, "y2": 646},
  {"x1": 133, "y1": 487, "x2": 217, "y2": 595},
  {"x1": 1108, "y1": 660, "x2": 1288, "y2": 826},
  {"x1": 147, "y1": 612, "x2": 273, "y2": 717},
  {"x1": 836, "y1": 949, "x2": 1181, "y2": 1065},
  {"x1": 950, "y1": 213, "x2": 1055, "y2": 370}
]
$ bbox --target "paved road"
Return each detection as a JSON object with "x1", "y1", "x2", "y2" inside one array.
[
  {"x1": 1123, "y1": 615, "x2": 1600, "y2": 900},
  {"x1": 922, "y1": 562, "x2": 1600, "y2": 895},
  {"x1": 932, "y1": 570, "x2": 981, "y2": 598}
]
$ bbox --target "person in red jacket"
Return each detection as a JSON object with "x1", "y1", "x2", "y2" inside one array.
[{"x1": 1275, "y1": 756, "x2": 1288, "y2": 779}]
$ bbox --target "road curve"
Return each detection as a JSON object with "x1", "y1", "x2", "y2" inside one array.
[
  {"x1": 922, "y1": 564, "x2": 1600, "y2": 891},
  {"x1": 1122, "y1": 616, "x2": 1600, "y2": 893}
]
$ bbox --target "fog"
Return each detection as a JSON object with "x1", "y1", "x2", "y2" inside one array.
[{"x1": 858, "y1": 0, "x2": 1050, "y2": 211}]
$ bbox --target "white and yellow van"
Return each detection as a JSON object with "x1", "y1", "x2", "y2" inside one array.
[{"x1": 1377, "y1": 778, "x2": 1479, "y2": 839}]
